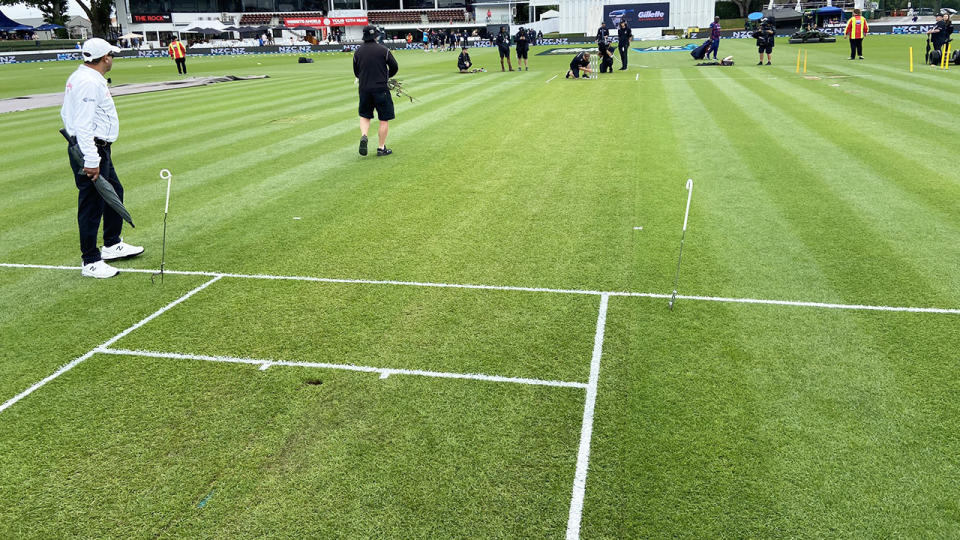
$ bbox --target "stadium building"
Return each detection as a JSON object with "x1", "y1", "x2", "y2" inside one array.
[{"x1": 115, "y1": 0, "x2": 713, "y2": 45}]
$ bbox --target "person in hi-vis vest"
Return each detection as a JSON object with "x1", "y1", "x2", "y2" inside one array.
[
  {"x1": 168, "y1": 36, "x2": 187, "y2": 74},
  {"x1": 844, "y1": 9, "x2": 869, "y2": 60}
]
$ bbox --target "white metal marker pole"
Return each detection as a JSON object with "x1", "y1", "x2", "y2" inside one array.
[
  {"x1": 669, "y1": 179, "x2": 693, "y2": 311},
  {"x1": 153, "y1": 169, "x2": 172, "y2": 284}
]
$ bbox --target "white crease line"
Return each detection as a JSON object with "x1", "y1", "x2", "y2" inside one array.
[
  {"x1": 566, "y1": 293, "x2": 609, "y2": 540},
  {"x1": 1, "y1": 262, "x2": 958, "y2": 315},
  {"x1": 0, "y1": 275, "x2": 222, "y2": 414},
  {"x1": 97, "y1": 348, "x2": 589, "y2": 389},
  {"x1": 546, "y1": 74, "x2": 558, "y2": 83}
]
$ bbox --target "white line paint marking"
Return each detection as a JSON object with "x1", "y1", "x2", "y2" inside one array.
[
  {"x1": 633, "y1": 226, "x2": 643, "y2": 230},
  {"x1": 635, "y1": 73, "x2": 639, "y2": 81},
  {"x1": 566, "y1": 293, "x2": 609, "y2": 540},
  {"x1": 97, "y1": 348, "x2": 589, "y2": 389},
  {"x1": 258, "y1": 362, "x2": 272, "y2": 371},
  {"x1": 2, "y1": 263, "x2": 958, "y2": 315},
  {"x1": 546, "y1": 74, "x2": 558, "y2": 83},
  {"x1": 0, "y1": 275, "x2": 222, "y2": 415}
]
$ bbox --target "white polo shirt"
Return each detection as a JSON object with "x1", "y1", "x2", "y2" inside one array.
[{"x1": 60, "y1": 64, "x2": 119, "y2": 168}]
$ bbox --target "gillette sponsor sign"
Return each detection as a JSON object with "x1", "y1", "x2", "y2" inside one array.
[{"x1": 603, "y1": 2, "x2": 670, "y2": 29}]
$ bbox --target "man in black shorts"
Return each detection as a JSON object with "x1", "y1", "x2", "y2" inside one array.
[
  {"x1": 353, "y1": 25, "x2": 399, "y2": 156},
  {"x1": 515, "y1": 26, "x2": 530, "y2": 70},
  {"x1": 495, "y1": 26, "x2": 513, "y2": 71},
  {"x1": 565, "y1": 51, "x2": 592, "y2": 78},
  {"x1": 754, "y1": 17, "x2": 775, "y2": 65}
]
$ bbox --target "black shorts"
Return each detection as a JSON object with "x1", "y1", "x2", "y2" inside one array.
[
  {"x1": 498, "y1": 45, "x2": 510, "y2": 58},
  {"x1": 358, "y1": 89, "x2": 395, "y2": 121},
  {"x1": 569, "y1": 63, "x2": 584, "y2": 77},
  {"x1": 758, "y1": 43, "x2": 773, "y2": 54},
  {"x1": 516, "y1": 46, "x2": 528, "y2": 59}
]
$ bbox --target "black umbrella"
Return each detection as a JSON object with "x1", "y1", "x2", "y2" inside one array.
[
  {"x1": 60, "y1": 129, "x2": 135, "y2": 228},
  {"x1": 293, "y1": 25, "x2": 317, "y2": 31},
  {"x1": 90, "y1": 174, "x2": 135, "y2": 228}
]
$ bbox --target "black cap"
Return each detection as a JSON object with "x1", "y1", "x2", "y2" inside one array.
[{"x1": 362, "y1": 25, "x2": 378, "y2": 42}]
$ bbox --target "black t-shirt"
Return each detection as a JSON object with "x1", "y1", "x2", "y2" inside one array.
[
  {"x1": 353, "y1": 41, "x2": 399, "y2": 92},
  {"x1": 515, "y1": 30, "x2": 528, "y2": 48},
  {"x1": 596, "y1": 26, "x2": 607, "y2": 43},
  {"x1": 755, "y1": 24, "x2": 775, "y2": 45},
  {"x1": 570, "y1": 52, "x2": 590, "y2": 68},
  {"x1": 458, "y1": 51, "x2": 471, "y2": 67},
  {"x1": 496, "y1": 31, "x2": 510, "y2": 48},
  {"x1": 618, "y1": 25, "x2": 632, "y2": 45}
]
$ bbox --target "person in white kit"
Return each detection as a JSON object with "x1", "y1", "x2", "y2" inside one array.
[{"x1": 61, "y1": 38, "x2": 144, "y2": 278}]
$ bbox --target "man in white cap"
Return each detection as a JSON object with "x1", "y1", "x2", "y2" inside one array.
[{"x1": 61, "y1": 38, "x2": 144, "y2": 278}]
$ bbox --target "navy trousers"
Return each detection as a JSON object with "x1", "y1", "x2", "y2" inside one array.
[{"x1": 68, "y1": 142, "x2": 123, "y2": 264}]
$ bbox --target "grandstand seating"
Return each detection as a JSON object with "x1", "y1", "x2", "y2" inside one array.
[
  {"x1": 238, "y1": 12, "x2": 324, "y2": 25},
  {"x1": 367, "y1": 9, "x2": 465, "y2": 24}
]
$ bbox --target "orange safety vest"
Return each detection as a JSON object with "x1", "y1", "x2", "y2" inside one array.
[
  {"x1": 845, "y1": 16, "x2": 869, "y2": 39},
  {"x1": 168, "y1": 41, "x2": 186, "y2": 59}
]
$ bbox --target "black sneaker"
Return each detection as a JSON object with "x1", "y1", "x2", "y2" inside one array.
[
  {"x1": 359, "y1": 135, "x2": 368, "y2": 156},
  {"x1": 377, "y1": 147, "x2": 392, "y2": 157},
  {"x1": 765, "y1": 61, "x2": 771, "y2": 65},
  {"x1": 757, "y1": 61, "x2": 763, "y2": 65}
]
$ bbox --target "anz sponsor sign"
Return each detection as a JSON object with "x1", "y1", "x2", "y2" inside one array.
[
  {"x1": 632, "y1": 44, "x2": 696, "y2": 53},
  {"x1": 536, "y1": 47, "x2": 596, "y2": 56}
]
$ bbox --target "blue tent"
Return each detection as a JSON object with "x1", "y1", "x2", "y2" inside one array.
[
  {"x1": 0, "y1": 9, "x2": 34, "y2": 31},
  {"x1": 816, "y1": 6, "x2": 844, "y2": 23},
  {"x1": 36, "y1": 23, "x2": 66, "y2": 31}
]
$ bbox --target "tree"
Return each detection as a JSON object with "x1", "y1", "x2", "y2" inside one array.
[
  {"x1": 74, "y1": 0, "x2": 112, "y2": 38},
  {"x1": 0, "y1": 0, "x2": 69, "y2": 27}
]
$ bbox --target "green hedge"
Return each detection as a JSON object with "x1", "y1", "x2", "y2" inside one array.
[{"x1": 0, "y1": 39, "x2": 79, "y2": 52}]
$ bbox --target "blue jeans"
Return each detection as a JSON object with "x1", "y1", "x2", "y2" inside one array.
[{"x1": 710, "y1": 38, "x2": 720, "y2": 58}]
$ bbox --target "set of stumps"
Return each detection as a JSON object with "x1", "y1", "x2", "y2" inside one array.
[{"x1": 141, "y1": 171, "x2": 695, "y2": 311}]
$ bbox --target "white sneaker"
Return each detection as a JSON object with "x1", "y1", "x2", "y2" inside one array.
[
  {"x1": 81, "y1": 260, "x2": 119, "y2": 279},
  {"x1": 101, "y1": 240, "x2": 144, "y2": 261}
]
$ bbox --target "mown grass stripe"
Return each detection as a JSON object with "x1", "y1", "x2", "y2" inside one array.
[
  {"x1": 0, "y1": 76, "x2": 527, "y2": 259},
  {"x1": 701, "y1": 70, "x2": 947, "y2": 306}
]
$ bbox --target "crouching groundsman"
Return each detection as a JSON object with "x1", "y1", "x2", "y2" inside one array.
[
  {"x1": 354, "y1": 25, "x2": 399, "y2": 157},
  {"x1": 61, "y1": 38, "x2": 144, "y2": 278}
]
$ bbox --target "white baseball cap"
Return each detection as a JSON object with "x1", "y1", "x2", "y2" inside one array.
[{"x1": 81, "y1": 38, "x2": 121, "y2": 61}]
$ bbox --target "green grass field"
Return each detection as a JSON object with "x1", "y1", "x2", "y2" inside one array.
[{"x1": 2, "y1": 35, "x2": 960, "y2": 538}]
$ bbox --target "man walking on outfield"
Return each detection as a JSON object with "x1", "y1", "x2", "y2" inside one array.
[
  {"x1": 844, "y1": 8, "x2": 869, "y2": 60},
  {"x1": 617, "y1": 20, "x2": 632, "y2": 70},
  {"x1": 708, "y1": 16, "x2": 721, "y2": 60},
  {"x1": 168, "y1": 36, "x2": 187, "y2": 74},
  {"x1": 354, "y1": 25, "x2": 398, "y2": 157},
  {"x1": 61, "y1": 38, "x2": 144, "y2": 278}
]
